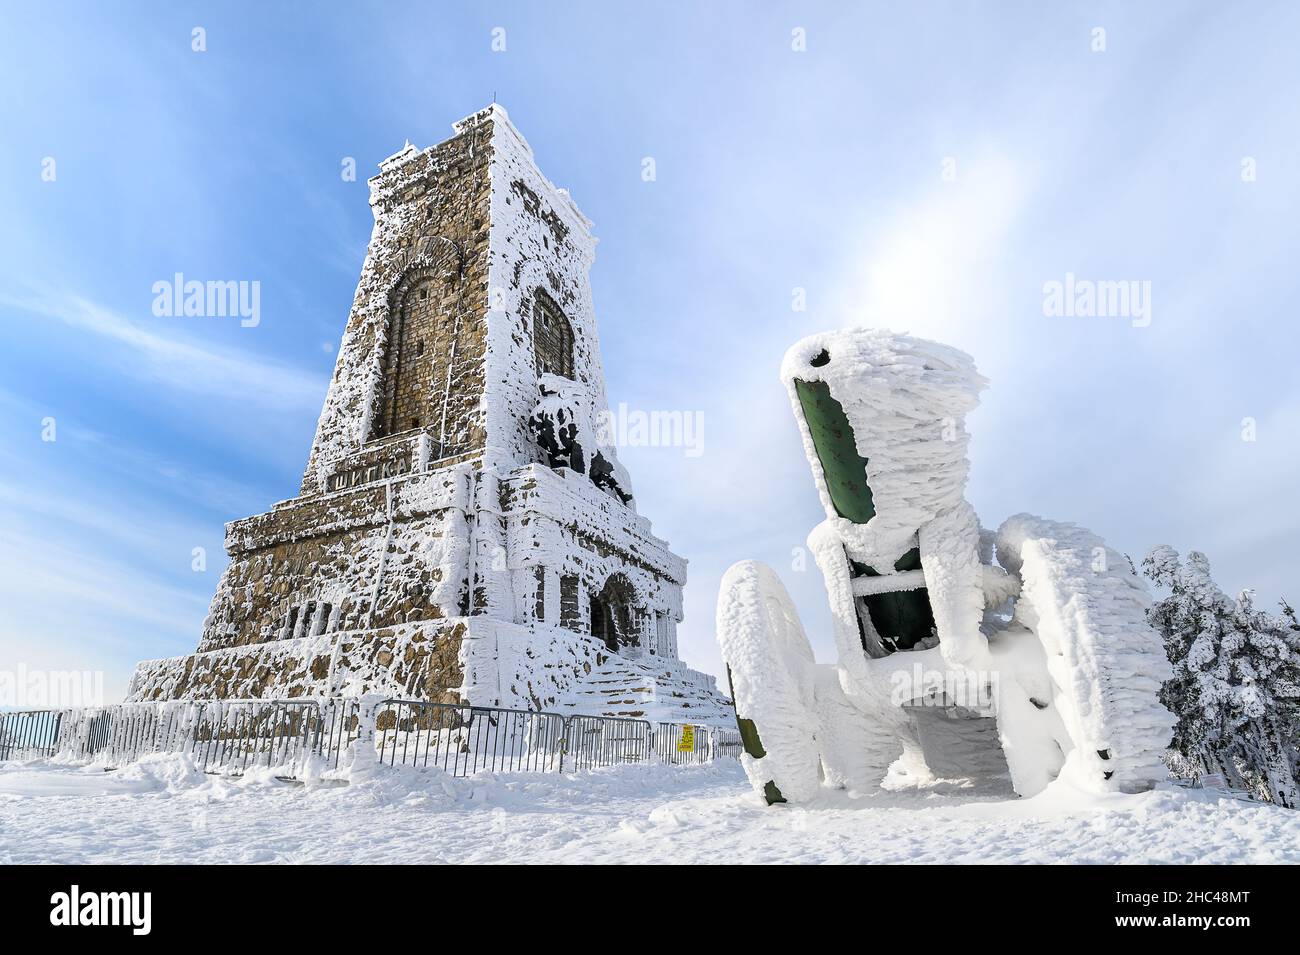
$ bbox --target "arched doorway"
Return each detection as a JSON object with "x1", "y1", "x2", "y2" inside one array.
[{"x1": 589, "y1": 574, "x2": 637, "y2": 653}]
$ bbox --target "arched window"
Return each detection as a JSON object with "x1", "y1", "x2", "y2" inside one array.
[
  {"x1": 372, "y1": 275, "x2": 451, "y2": 440},
  {"x1": 532, "y1": 291, "x2": 574, "y2": 379},
  {"x1": 590, "y1": 573, "x2": 637, "y2": 653}
]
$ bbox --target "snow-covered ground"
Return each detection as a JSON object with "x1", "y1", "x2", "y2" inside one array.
[{"x1": 1, "y1": 755, "x2": 1295, "y2": 864}]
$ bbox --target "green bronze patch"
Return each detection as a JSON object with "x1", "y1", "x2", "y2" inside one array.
[
  {"x1": 793, "y1": 378, "x2": 875, "y2": 523},
  {"x1": 852, "y1": 548, "x2": 937, "y2": 652},
  {"x1": 795, "y1": 377, "x2": 937, "y2": 653},
  {"x1": 728, "y1": 665, "x2": 786, "y2": 805}
]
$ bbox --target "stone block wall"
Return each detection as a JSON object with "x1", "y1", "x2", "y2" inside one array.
[
  {"x1": 301, "y1": 108, "x2": 497, "y2": 498},
  {"x1": 197, "y1": 464, "x2": 474, "y2": 653},
  {"x1": 130, "y1": 619, "x2": 466, "y2": 703}
]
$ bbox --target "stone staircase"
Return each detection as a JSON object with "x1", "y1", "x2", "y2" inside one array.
[{"x1": 563, "y1": 654, "x2": 735, "y2": 727}]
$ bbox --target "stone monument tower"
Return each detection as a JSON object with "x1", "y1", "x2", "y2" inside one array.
[{"x1": 127, "y1": 105, "x2": 732, "y2": 725}]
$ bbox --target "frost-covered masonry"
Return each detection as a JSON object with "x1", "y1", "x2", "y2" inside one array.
[
  {"x1": 720, "y1": 328, "x2": 1176, "y2": 803},
  {"x1": 127, "y1": 105, "x2": 731, "y2": 726}
]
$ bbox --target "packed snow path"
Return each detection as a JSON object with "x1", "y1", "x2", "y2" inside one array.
[{"x1": 1, "y1": 757, "x2": 1295, "y2": 864}]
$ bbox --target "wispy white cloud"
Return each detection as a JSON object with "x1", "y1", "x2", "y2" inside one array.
[
  {"x1": 0, "y1": 483, "x2": 216, "y2": 700},
  {"x1": 0, "y1": 525, "x2": 207, "y2": 638},
  {"x1": 0, "y1": 385, "x2": 266, "y2": 517},
  {"x1": 2, "y1": 290, "x2": 327, "y2": 414},
  {"x1": 0, "y1": 477, "x2": 221, "y2": 568}
]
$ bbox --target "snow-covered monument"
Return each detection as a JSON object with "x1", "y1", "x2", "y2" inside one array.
[
  {"x1": 719, "y1": 329, "x2": 1176, "y2": 802},
  {"x1": 127, "y1": 105, "x2": 732, "y2": 726}
]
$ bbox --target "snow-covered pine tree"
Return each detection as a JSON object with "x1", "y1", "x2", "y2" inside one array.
[
  {"x1": 1143, "y1": 545, "x2": 1300, "y2": 808},
  {"x1": 1229, "y1": 588, "x2": 1300, "y2": 806},
  {"x1": 1283, "y1": 601, "x2": 1300, "y2": 786},
  {"x1": 1144, "y1": 546, "x2": 1212, "y2": 765}
]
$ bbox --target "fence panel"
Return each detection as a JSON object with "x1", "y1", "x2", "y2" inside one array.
[
  {"x1": 564, "y1": 714, "x2": 652, "y2": 771},
  {"x1": 374, "y1": 700, "x2": 567, "y2": 776},
  {"x1": 710, "y1": 726, "x2": 744, "y2": 761},
  {"x1": 0, "y1": 710, "x2": 63, "y2": 761},
  {"x1": 654, "y1": 722, "x2": 712, "y2": 765},
  {"x1": 186, "y1": 700, "x2": 327, "y2": 774},
  {"x1": 3, "y1": 698, "x2": 738, "y2": 779},
  {"x1": 55, "y1": 707, "x2": 115, "y2": 760},
  {"x1": 319, "y1": 697, "x2": 360, "y2": 770}
]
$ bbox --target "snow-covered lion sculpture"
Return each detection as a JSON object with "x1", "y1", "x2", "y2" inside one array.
[{"x1": 718, "y1": 328, "x2": 1175, "y2": 803}]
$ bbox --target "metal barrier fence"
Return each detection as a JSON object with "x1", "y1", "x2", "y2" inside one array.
[
  {"x1": 712, "y1": 728, "x2": 745, "y2": 760},
  {"x1": 655, "y1": 721, "x2": 710, "y2": 765},
  {"x1": 565, "y1": 714, "x2": 652, "y2": 771},
  {"x1": 374, "y1": 700, "x2": 564, "y2": 775},
  {"x1": 371, "y1": 701, "x2": 737, "y2": 775},
  {"x1": 1, "y1": 698, "x2": 738, "y2": 781},
  {"x1": 0, "y1": 709, "x2": 63, "y2": 761},
  {"x1": 3, "y1": 700, "x2": 359, "y2": 776},
  {"x1": 653, "y1": 722, "x2": 744, "y2": 764}
]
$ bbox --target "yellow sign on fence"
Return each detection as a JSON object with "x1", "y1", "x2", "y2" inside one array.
[{"x1": 677, "y1": 725, "x2": 696, "y2": 753}]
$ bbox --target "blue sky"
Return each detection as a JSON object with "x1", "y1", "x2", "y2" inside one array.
[{"x1": 3, "y1": 2, "x2": 1299, "y2": 701}]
